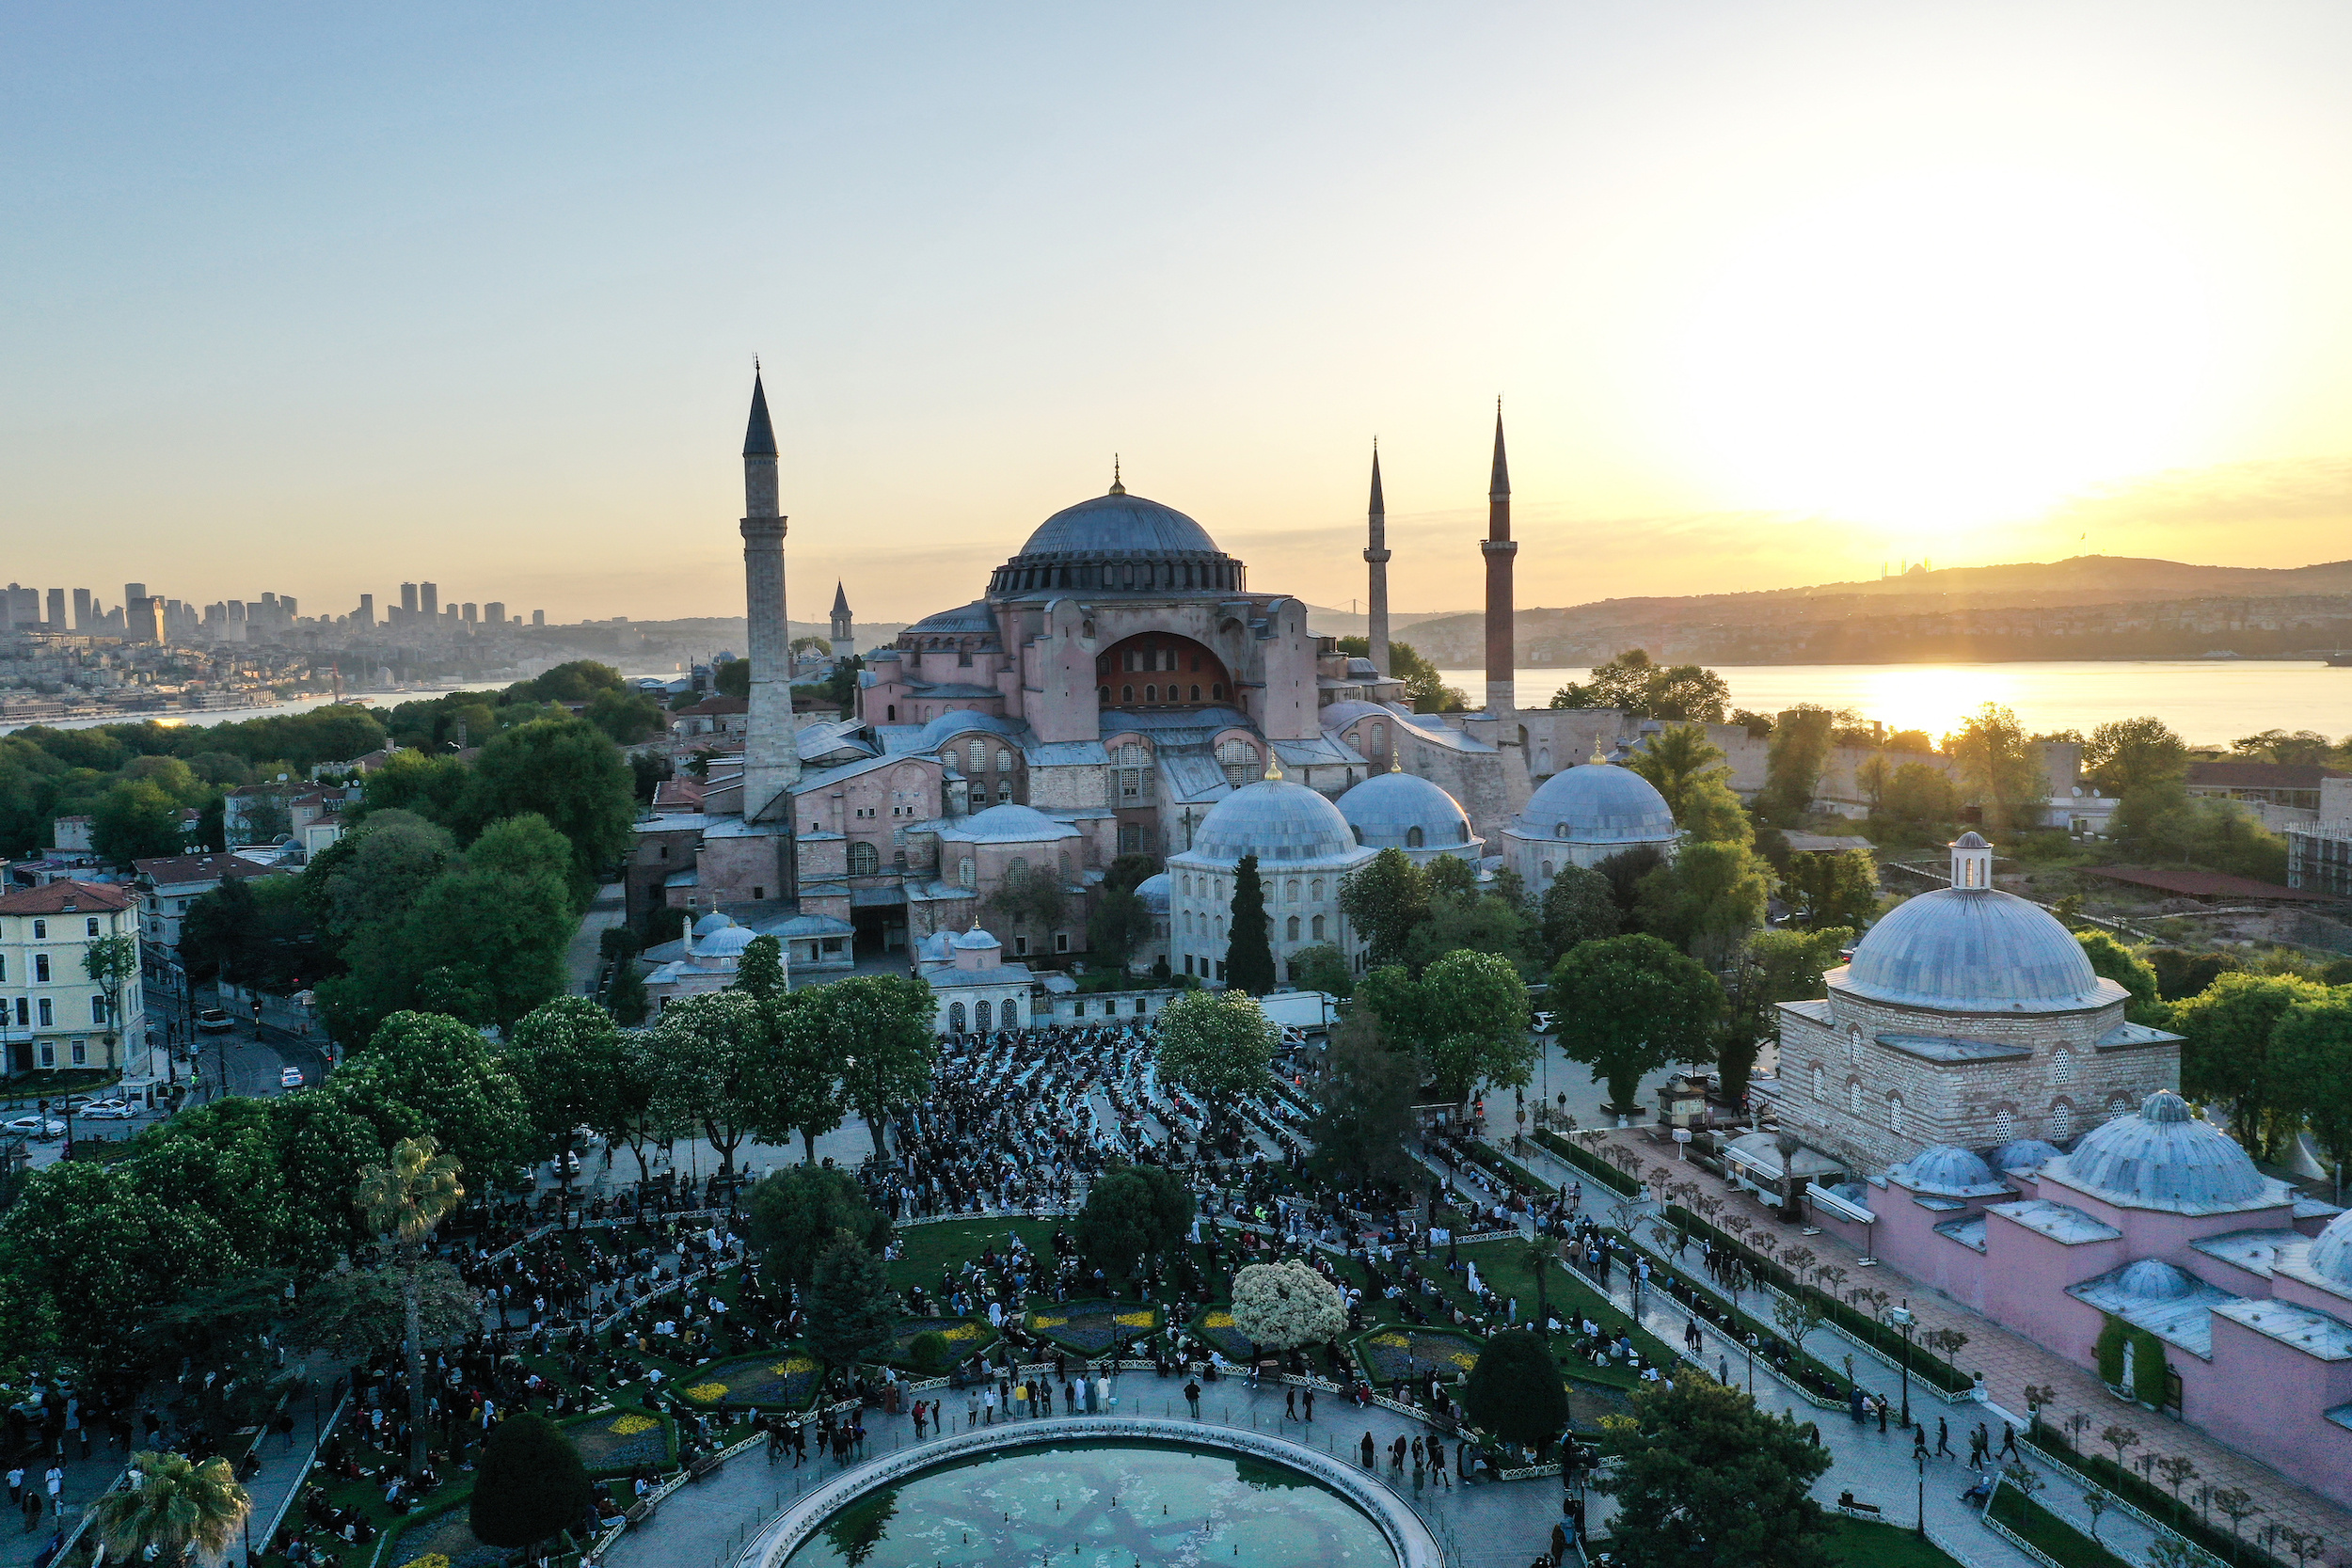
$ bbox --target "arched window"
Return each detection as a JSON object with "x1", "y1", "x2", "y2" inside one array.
[
  {"x1": 1849, "y1": 1080, "x2": 1862, "y2": 1117},
  {"x1": 1812, "y1": 1065, "x2": 1826, "y2": 1101},
  {"x1": 2051, "y1": 1101, "x2": 2074, "y2": 1141},
  {"x1": 1372, "y1": 721, "x2": 1386, "y2": 752},
  {"x1": 1002, "y1": 999, "x2": 1018, "y2": 1027},
  {"x1": 1310, "y1": 879, "x2": 1322, "y2": 900},
  {"x1": 1098, "y1": 687, "x2": 1110, "y2": 704},
  {"x1": 1286, "y1": 915, "x2": 1301, "y2": 941},
  {"x1": 1537, "y1": 747, "x2": 1550, "y2": 773},
  {"x1": 958, "y1": 858, "x2": 976, "y2": 888},
  {"x1": 1190, "y1": 685, "x2": 1201, "y2": 702},
  {"x1": 2051, "y1": 1048, "x2": 2074, "y2": 1084},
  {"x1": 969, "y1": 741, "x2": 987, "y2": 773},
  {"x1": 849, "y1": 841, "x2": 880, "y2": 875},
  {"x1": 1406, "y1": 826, "x2": 1424, "y2": 847},
  {"x1": 1217, "y1": 739, "x2": 1257, "y2": 785},
  {"x1": 1005, "y1": 856, "x2": 1028, "y2": 886},
  {"x1": 1311, "y1": 913, "x2": 1325, "y2": 940},
  {"x1": 948, "y1": 1002, "x2": 966, "y2": 1033},
  {"x1": 1285, "y1": 880, "x2": 1300, "y2": 903},
  {"x1": 1145, "y1": 684, "x2": 1157, "y2": 703},
  {"x1": 1541, "y1": 861, "x2": 1553, "y2": 879},
  {"x1": 1847, "y1": 1026, "x2": 1862, "y2": 1065},
  {"x1": 1122, "y1": 685, "x2": 1135, "y2": 703},
  {"x1": 1212, "y1": 683, "x2": 1226, "y2": 701},
  {"x1": 2106, "y1": 1093, "x2": 2129, "y2": 1120},
  {"x1": 887, "y1": 704, "x2": 898, "y2": 721},
  {"x1": 1888, "y1": 1094, "x2": 1906, "y2": 1136},
  {"x1": 976, "y1": 1000, "x2": 992, "y2": 1030},
  {"x1": 996, "y1": 748, "x2": 1013, "y2": 771},
  {"x1": 1994, "y1": 1108, "x2": 2014, "y2": 1142}
]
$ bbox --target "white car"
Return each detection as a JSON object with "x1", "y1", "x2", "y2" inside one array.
[
  {"x1": 5, "y1": 1117, "x2": 65, "y2": 1140},
  {"x1": 1531, "y1": 1011, "x2": 1557, "y2": 1034},
  {"x1": 278, "y1": 1066, "x2": 306, "y2": 1088},
  {"x1": 80, "y1": 1100, "x2": 137, "y2": 1120}
]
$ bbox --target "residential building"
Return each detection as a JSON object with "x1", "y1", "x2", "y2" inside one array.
[{"x1": 0, "y1": 879, "x2": 143, "y2": 1073}]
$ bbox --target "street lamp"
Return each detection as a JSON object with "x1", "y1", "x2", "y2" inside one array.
[
  {"x1": 1915, "y1": 1444, "x2": 1927, "y2": 1539},
  {"x1": 1889, "y1": 1302, "x2": 1915, "y2": 1430}
]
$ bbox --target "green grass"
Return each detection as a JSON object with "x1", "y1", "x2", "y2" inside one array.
[
  {"x1": 1823, "y1": 1516, "x2": 1967, "y2": 1566},
  {"x1": 888, "y1": 1218, "x2": 1064, "y2": 1291},
  {"x1": 1990, "y1": 1485, "x2": 2134, "y2": 1568}
]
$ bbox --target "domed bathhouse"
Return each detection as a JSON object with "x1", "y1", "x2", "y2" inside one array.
[
  {"x1": 1800, "y1": 1089, "x2": 2352, "y2": 1509},
  {"x1": 1762, "y1": 832, "x2": 2183, "y2": 1175},
  {"x1": 1167, "y1": 764, "x2": 1374, "y2": 984},
  {"x1": 1336, "y1": 766, "x2": 1484, "y2": 864},
  {"x1": 1498, "y1": 749, "x2": 1679, "y2": 897}
]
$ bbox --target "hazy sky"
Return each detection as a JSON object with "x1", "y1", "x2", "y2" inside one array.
[{"x1": 10, "y1": 3, "x2": 2352, "y2": 623}]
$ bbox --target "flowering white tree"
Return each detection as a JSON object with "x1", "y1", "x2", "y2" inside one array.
[{"x1": 1230, "y1": 1259, "x2": 1346, "y2": 1352}]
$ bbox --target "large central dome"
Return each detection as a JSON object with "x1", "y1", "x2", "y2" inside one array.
[
  {"x1": 989, "y1": 487, "x2": 1244, "y2": 597},
  {"x1": 1839, "y1": 887, "x2": 2114, "y2": 1013},
  {"x1": 1188, "y1": 777, "x2": 1367, "y2": 866}
]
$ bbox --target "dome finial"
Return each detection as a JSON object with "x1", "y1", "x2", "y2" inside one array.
[
  {"x1": 1109, "y1": 454, "x2": 1124, "y2": 496},
  {"x1": 1589, "y1": 736, "x2": 1609, "y2": 765},
  {"x1": 1263, "y1": 754, "x2": 1283, "y2": 782}
]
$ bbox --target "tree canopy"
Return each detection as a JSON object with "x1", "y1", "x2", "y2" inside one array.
[
  {"x1": 1357, "y1": 948, "x2": 1533, "y2": 1104},
  {"x1": 469, "y1": 1413, "x2": 592, "y2": 1550},
  {"x1": 745, "y1": 1164, "x2": 891, "y2": 1290},
  {"x1": 1551, "y1": 933, "x2": 1723, "y2": 1111},
  {"x1": 1223, "y1": 853, "x2": 1277, "y2": 995},
  {"x1": 1154, "y1": 990, "x2": 1279, "y2": 1124},
  {"x1": 1549, "y1": 650, "x2": 1729, "y2": 722},
  {"x1": 1337, "y1": 848, "x2": 1427, "y2": 971},
  {"x1": 1073, "y1": 1164, "x2": 1192, "y2": 1281},
  {"x1": 1597, "y1": 1377, "x2": 1835, "y2": 1568},
  {"x1": 1464, "y1": 1328, "x2": 1569, "y2": 1453}
]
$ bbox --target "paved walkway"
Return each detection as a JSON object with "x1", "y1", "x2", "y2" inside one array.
[
  {"x1": 1573, "y1": 1126, "x2": 2352, "y2": 1560},
  {"x1": 565, "y1": 883, "x2": 628, "y2": 996}
]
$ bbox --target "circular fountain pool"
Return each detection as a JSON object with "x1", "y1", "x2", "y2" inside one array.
[{"x1": 760, "y1": 1421, "x2": 1427, "y2": 1568}]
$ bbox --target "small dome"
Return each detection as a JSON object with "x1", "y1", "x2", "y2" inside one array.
[
  {"x1": 696, "y1": 926, "x2": 755, "y2": 958},
  {"x1": 2054, "y1": 1091, "x2": 2269, "y2": 1212},
  {"x1": 1892, "y1": 1145, "x2": 2002, "y2": 1196},
  {"x1": 2306, "y1": 1210, "x2": 2352, "y2": 1292},
  {"x1": 952, "y1": 927, "x2": 1001, "y2": 950},
  {"x1": 1989, "y1": 1138, "x2": 2064, "y2": 1175},
  {"x1": 941, "y1": 803, "x2": 1081, "y2": 844},
  {"x1": 1338, "y1": 771, "x2": 1475, "y2": 851},
  {"x1": 692, "y1": 911, "x2": 738, "y2": 937},
  {"x1": 1013, "y1": 492, "x2": 1225, "y2": 562},
  {"x1": 1511, "y1": 762, "x2": 1677, "y2": 847},
  {"x1": 1133, "y1": 873, "x2": 1171, "y2": 913},
  {"x1": 2116, "y1": 1259, "x2": 2198, "y2": 1300},
  {"x1": 1840, "y1": 889, "x2": 2112, "y2": 1013},
  {"x1": 1188, "y1": 776, "x2": 1368, "y2": 867},
  {"x1": 1954, "y1": 831, "x2": 1991, "y2": 849}
]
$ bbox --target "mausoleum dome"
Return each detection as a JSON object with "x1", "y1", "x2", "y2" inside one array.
[
  {"x1": 1988, "y1": 1138, "x2": 2065, "y2": 1174},
  {"x1": 1188, "y1": 774, "x2": 1366, "y2": 867},
  {"x1": 692, "y1": 911, "x2": 738, "y2": 937},
  {"x1": 990, "y1": 487, "x2": 1244, "y2": 597},
  {"x1": 1891, "y1": 1144, "x2": 2003, "y2": 1196},
  {"x1": 952, "y1": 927, "x2": 1002, "y2": 951},
  {"x1": 1511, "y1": 761, "x2": 1677, "y2": 847},
  {"x1": 2052, "y1": 1091, "x2": 2270, "y2": 1212},
  {"x1": 1840, "y1": 889, "x2": 2111, "y2": 1013},
  {"x1": 695, "y1": 926, "x2": 755, "y2": 959},
  {"x1": 1134, "y1": 873, "x2": 1171, "y2": 913},
  {"x1": 2116, "y1": 1259, "x2": 2199, "y2": 1301},
  {"x1": 1339, "y1": 770, "x2": 1476, "y2": 852}
]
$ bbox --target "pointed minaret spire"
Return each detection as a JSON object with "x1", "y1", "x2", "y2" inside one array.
[
  {"x1": 739, "y1": 367, "x2": 798, "y2": 827},
  {"x1": 829, "y1": 578, "x2": 854, "y2": 658},
  {"x1": 1362, "y1": 441, "x2": 1391, "y2": 680},
  {"x1": 744, "y1": 365, "x2": 777, "y2": 458},
  {"x1": 1482, "y1": 398, "x2": 1518, "y2": 716}
]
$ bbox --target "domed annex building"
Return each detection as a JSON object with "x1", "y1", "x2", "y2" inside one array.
[
  {"x1": 1168, "y1": 766, "x2": 1375, "y2": 983},
  {"x1": 1764, "y1": 833, "x2": 2182, "y2": 1173},
  {"x1": 1808, "y1": 1092, "x2": 2352, "y2": 1508},
  {"x1": 1336, "y1": 766, "x2": 1484, "y2": 865},
  {"x1": 1500, "y1": 751, "x2": 1680, "y2": 896}
]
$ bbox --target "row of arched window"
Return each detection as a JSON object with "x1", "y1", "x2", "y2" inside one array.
[
  {"x1": 992, "y1": 559, "x2": 1242, "y2": 594},
  {"x1": 945, "y1": 998, "x2": 1018, "y2": 1033},
  {"x1": 1179, "y1": 872, "x2": 1324, "y2": 901},
  {"x1": 1811, "y1": 1063, "x2": 2124, "y2": 1143},
  {"x1": 1100, "y1": 682, "x2": 1226, "y2": 706}
]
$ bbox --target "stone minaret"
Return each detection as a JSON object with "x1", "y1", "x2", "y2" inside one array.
[
  {"x1": 739, "y1": 369, "x2": 799, "y2": 824},
  {"x1": 1482, "y1": 403, "x2": 1517, "y2": 714},
  {"x1": 1363, "y1": 444, "x2": 1391, "y2": 677},
  {"x1": 829, "y1": 580, "x2": 854, "y2": 660}
]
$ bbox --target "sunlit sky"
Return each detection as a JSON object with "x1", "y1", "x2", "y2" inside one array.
[{"x1": 9, "y1": 3, "x2": 2352, "y2": 624}]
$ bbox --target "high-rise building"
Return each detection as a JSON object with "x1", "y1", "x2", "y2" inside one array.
[
  {"x1": 420, "y1": 582, "x2": 438, "y2": 617},
  {"x1": 72, "y1": 588, "x2": 91, "y2": 630},
  {"x1": 400, "y1": 582, "x2": 419, "y2": 614},
  {"x1": 45, "y1": 588, "x2": 64, "y2": 629},
  {"x1": 127, "y1": 595, "x2": 164, "y2": 643},
  {"x1": 280, "y1": 594, "x2": 297, "y2": 617},
  {"x1": 485, "y1": 602, "x2": 505, "y2": 626},
  {"x1": 3, "y1": 586, "x2": 38, "y2": 629},
  {"x1": 532, "y1": 610, "x2": 545, "y2": 626},
  {"x1": 123, "y1": 583, "x2": 146, "y2": 606},
  {"x1": 356, "y1": 594, "x2": 374, "y2": 626},
  {"x1": 461, "y1": 603, "x2": 477, "y2": 625}
]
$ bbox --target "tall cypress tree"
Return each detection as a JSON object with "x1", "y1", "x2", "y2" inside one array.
[{"x1": 1225, "y1": 852, "x2": 1277, "y2": 995}]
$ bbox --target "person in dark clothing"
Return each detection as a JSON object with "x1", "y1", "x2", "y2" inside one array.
[{"x1": 1360, "y1": 1432, "x2": 1376, "y2": 1467}]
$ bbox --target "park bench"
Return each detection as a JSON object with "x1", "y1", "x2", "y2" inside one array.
[
  {"x1": 1835, "y1": 1491, "x2": 1881, "y2": 1519},
  {"x1": 624, "y1": 1499, "x2": 656, "y2": 1527},
  {"x1": 688, "y1": 1453, "x2": 724, "y2": 1481}
]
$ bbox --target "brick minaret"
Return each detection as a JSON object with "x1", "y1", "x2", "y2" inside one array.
[
  {"x1": 1363, "y1": 444, "x2": 1391, "y2": 677},
  {"x1": 1482, "y1": 403, "x2": 1517, "y2": 714},
  {"x1": 739, "y1": 368, "x2": 800, "y2": 824}
]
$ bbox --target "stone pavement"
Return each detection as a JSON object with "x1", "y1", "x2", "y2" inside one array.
[
  {"x1": 1576, "y1": 1126, "x2": 2352, "y2": 1561},
  {"x1": 565, "y1": 883, "x2": 628, "y2": 996}
]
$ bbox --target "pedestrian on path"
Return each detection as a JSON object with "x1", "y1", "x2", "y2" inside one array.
[
  {"x1": 1913, "y1": 1424, "x2": 1930, "y2": 1463},
  {"x1": 1998, "y1": 1423, "x2": 2018, "y2": 1460},
  {"x1": 1284, "y1": 1388, "x2": 1296, "y2": 1421},
  {"x1": 1936, "y1": 1418, "x2": 1952, "y2": 1459},
  {"x1": 1185, "y1": 1380, "x2": 1201, "y2": 1418},
  {"x1": 1430, "y1": 1441, "x2": 1449, "y2": 1488},
  {"x1": 43, "y1": 1465, "x2": 61, "y2": 1517},
  {"x1": 1360, "y1": 1432, "x2": 1376, "y2": 1467},
  {"x1": 6, "y1": 1467, "x2": 19, "y2": 1509},
  {"x1": 1302, "y1": 1386, "x2": 1314, "y2": 1423}
]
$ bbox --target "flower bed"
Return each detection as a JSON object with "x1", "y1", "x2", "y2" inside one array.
[
  {"x1": 887, "y1": 1316, "x2": 996, "y2": 1370},
  {"x1": 673, "y1": 1351, "x2": 826, "y2": 1411},
  {"x1": 1189, "y1": 1307, "x2": 1255, "y2": 1361},
  {"x1": 1352, "y1": 1325, "x2": 1485, "y2": 1386},
  {"x1": 1533, "y1": 1130, "x2": 1640, "y2": 1196},
  {"x1": 389, "y1": 1511, "x2": 503, "y2": 1568},
  {"x1": 564, "y1": 1404, "x2": 677, "y2": 1472},
  {"x1": 1025, "y1": 1300, "x2": 1161, "y2": 1355}
]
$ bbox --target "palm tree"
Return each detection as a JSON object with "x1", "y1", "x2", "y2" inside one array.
[
  {"x1": 1518, "y1": 1234, "x2": 1558, "y2": 1330},
  {"x1": 358, "y1": 1134, "x2": 465, "y2": 1477},
  {"x1": 90, "y1": 1450, "x2": 250, "y2": 1568}
]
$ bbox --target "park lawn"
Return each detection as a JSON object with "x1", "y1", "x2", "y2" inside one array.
[
  {"x1": 888, "y1": 1218, "x2": 1064, "y2": 1291},
  {"x1": 1447, "y1": 1240, "x2": 1684, "y2": 1391},
  {"x1": 1989, "y1": 1485, "x2": 2135, "y2": 1568},
  {"x1": 1823, "y1": 1517, "x2": 1969, "y2": 1567}
]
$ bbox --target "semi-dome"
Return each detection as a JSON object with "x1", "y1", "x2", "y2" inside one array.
[
  {"x1": 2306, "y1": 1210, "x2": 2352, "y2": 1293},
  {"x1": 2051, "y1": 1091, "x2": 2271, "y2": 1213},
  {"x1": 1512, "y1": 761, "x2": 1677, "y2": 847},
  {"x1": 1187, "y1": 775, "x2": 1367, "y2": 866},
  {"x1": 1339, "y1": 771, "x2": 1476, "y2": 852},
  {"x1": 1891, "y1": 1144, "x2": 2005, "y2": 1196},
  {"x1": 904, "y1": 600, "x2": 996, "y2": 635},
  {"x1": 1840, "y1": 889, "x2": 2114, "y2": 1013},
  {"x1": 2116, "y1": 1259, "x2": 2198, "y2": 1300},
  {"x1": 1989, "y1": 1138, "x2": 2065, "y2": 1174},
  {"x1": 1134, "y1": 873, "x2": 1171, "y2": 913},
  {"x1": 939, "y1": 803, "x2": 1082, "y2": 844},
  {"x1": 990, "y1": 488, "x2": 1244, "y2": 596}
]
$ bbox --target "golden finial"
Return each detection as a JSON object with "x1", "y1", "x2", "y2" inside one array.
[
  {"x1": 1589, "y1": 736, "x2": 1609, "y2": 765},
  {"x1": 1263, "y1": 754, "x2": 1283, "y2": 782},
  {"x1": 1109, "y1": 455, "x2": 1125, "y2": 496}
]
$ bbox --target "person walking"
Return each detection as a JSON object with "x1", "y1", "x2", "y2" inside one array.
[
  {"x1": 1284, "y1": 1388, "x2": 1296, "y2": 1421},
  {"x1": 5, "y1": 1467, "x2": 19, "y2": 1510},
  {"x1": 1997, "y1": 1422, "x2": 2019, "y2": 1461},
  {"x1": 1430, "y1": 1440, "x2": 1449, "y2": 1489},
  {"x1": 1935, "y1": 1418, "x2": 1952, "y2": 1459},
  {"x1": 42, "y1": 1466, "x2": 61, "y2": 1518},
  {"x1": 1302, "y1": 1386, "x2": 1314, "y2": 1424},
  {"x1": 1184, "y1": 1379, "x2": 1201, "y2": 1418},
  {"x1": 1359, "y1": 1432, "x2": 1376, "y2": 1467}
]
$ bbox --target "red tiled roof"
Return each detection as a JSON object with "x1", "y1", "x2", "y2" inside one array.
[
  {"x1": 131, "y1": 852, "x2": 286, "y2": 887},
  {"x1": 0, "y1": 879, "x2": 135, "y2": 914},
  {"x1": 2084, "y1": 865, "x2": 2332, "y2": 902}
]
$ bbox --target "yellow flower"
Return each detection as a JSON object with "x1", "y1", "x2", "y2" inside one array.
[
  {"x1": 1114, "y1": 1312, "x2": 1154, "y2": 1327},
  {"x1": 683, "y1": 1383, "x2": 729, "y2": 1402},
  {"x1": 610, "y1": 1415, "x2": 658, "y2": 1437},
  {"x1": 1031, "y1": 1316, "x2": 1067, "y2": 1328},
  {"x1": 942, "y1": 1323, "x2": 981, "y2": 1341},
  {"x1": 773, "y1": 1356, "x2": 820, "y2": 1375},
  {"x1": 1204, "y1": 1312, "x2": 1234, "y2": 1329},
  {"x1": 1445, "y1": 1352, "x2": 1476, "y2": 1369},
  {"x1": 1372, "y1": 1332, "x2": 1408, "y2": 1349},
  {"x1": 398, "y1": 1556, "x2": 452, "y2": 1568}
]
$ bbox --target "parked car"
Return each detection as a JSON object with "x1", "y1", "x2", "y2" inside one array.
[
  {"x1": 4, "y1": 1117, "x2": 65, "y2": 1140},
  {"x1": 278, "y1": 1066, "x2": 305, "y2": 1088},
  {"x1": 195, "y1": 1008, "x2": 233, "y2": 1034},
  {"x1": 79, "y1": 1100, "x2": 137, "y2": 1120}
]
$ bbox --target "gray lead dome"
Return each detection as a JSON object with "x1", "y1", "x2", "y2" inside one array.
[
  {"x1": 1192, "y1": 777, "x2": 1362, "y2": 865},
  {"x1": 1339, "y1": 771, "x2": 1474, "y2": 850},
  {"x1": 1512, "y1": 762, "x2": 1677, "y2": 847},
  {"x1": 1840, "y1": 887, "x2": 2113, "y2": 1013},
  {"x1": 2050, "y1": 1090, "x2": 2269, "y2": 1212}
]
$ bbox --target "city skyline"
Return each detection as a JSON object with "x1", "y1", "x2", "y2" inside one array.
[{"x1": 10, "y1": 4, "x2": 2352, "y2": 622}]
